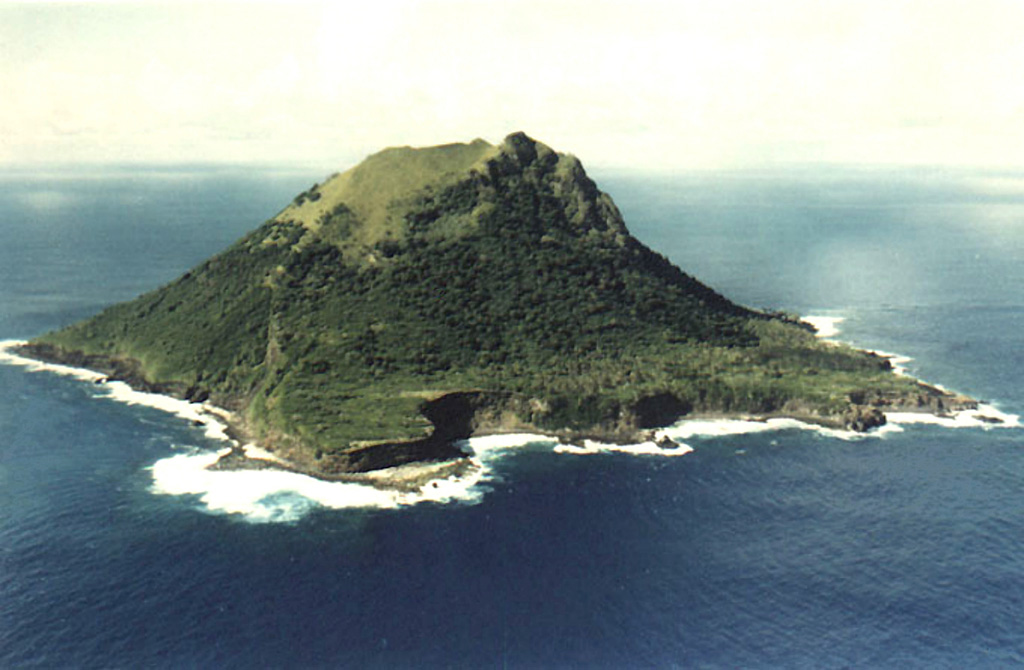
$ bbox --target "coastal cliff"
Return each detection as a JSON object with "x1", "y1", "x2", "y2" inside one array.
[{"x1": 26, "y1": 133, "x2": 978, "y2": 477}]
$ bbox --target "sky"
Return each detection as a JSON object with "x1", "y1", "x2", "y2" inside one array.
[{"x1": 4, "y1": 0, "x2": 1024, "y2": 171}]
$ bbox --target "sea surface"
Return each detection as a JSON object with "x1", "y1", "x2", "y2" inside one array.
[{"x1": 2, "y1": 164, "x2": 1023, "y2": 668}]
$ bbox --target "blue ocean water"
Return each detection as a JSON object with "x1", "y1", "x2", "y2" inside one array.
[{"x1": 2, "y1": 165, "x2": 1023, "y2": 668}]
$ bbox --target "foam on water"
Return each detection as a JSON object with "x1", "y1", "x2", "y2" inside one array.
[
  {"x1": 554, "y1": 439, "x2": 693, "y2": 457},
  {"x1": 0, "y1": 339, "x2": 108, "y2": 383},
  {"x1": 149, "y1": 433, "x2": 677, "y2": 523},
  {"x1": 657, "y1": 416, "x2": 863, "y2": 443},
  {"x1": 0, "y1": 339, "x2": 232, "y2": 443},
  {"x1": 805, "y1": 314, "x2": 912, "y2": 375},
  {"x1": 149, "y1": 448, "x2": 404, "y2": 522},
  {"x1": 887, "y1": 404, "x2": 1020, "y2": 430},
  {"x1": 653, "y1": 405, "x2": 1019, "y2": 447},
  {"x1": 871, "y1": 350, "x2": 913, "y2": 376},
  {"x1": 241, "y1": 444, "x2": 289, "y2": 464}
]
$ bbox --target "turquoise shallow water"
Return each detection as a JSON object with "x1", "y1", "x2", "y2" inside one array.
[{"x1": 1, "y1": 166, "x2": 1023, "y2": 668}]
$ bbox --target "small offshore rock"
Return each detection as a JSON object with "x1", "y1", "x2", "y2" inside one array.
[
  {"x1": 843, "y1": 405, "x2": 886, "y2": 432},
  {"x1": 656, "y1": 435, "x2": 679, "y2": 450}
]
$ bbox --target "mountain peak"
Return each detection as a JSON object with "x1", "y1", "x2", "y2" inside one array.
[
  {"x1": 498, "y1": 131, "x2": 552, "y2": 165},
  {"x1": 272, "y1": 133, "x2": 626, "y2": 256}
]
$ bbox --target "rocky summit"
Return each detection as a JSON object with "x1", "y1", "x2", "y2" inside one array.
[{"x1": 24, "y1": 133, "x2": 972, "y2": 477}]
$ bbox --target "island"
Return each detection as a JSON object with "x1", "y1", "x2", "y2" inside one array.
[{"x1": 19, "y1": 132, "x2": 978, "y2": 479}]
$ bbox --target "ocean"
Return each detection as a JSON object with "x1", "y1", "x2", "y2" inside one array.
[{"x1": 1, "y1": 164, "x2": 1023, "y2": 668}]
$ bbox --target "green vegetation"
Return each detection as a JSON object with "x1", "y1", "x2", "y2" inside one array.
[{"x1": 32, "y1": 132, "x2": 935, "y2": 474}]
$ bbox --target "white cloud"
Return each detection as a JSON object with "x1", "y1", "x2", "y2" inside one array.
[{"x1": 3, "y1": 0, "x2": 1024, "y2": 169}]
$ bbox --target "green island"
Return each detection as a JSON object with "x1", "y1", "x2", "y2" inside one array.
[{"x1": 22, "y1": 132, "x2": 977, "y2": 480}]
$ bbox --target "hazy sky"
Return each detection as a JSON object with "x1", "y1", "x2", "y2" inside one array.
[{"x1": 4, "y1": 0, "x2": 1024, "y2": 171}]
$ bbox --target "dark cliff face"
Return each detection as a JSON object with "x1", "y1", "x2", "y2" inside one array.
[
  {"x1": 33, "y1": 132, "x2": 934, "y2": 474},
  {"x1": 483, "y1": 132, "x2": 629, "y2": 239}
]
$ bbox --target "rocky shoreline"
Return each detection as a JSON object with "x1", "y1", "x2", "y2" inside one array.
[{"x1": 10, "y1": 340, "x2": 995, "y2": 487}]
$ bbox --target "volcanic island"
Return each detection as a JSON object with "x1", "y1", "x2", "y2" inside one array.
[{"x1": 19, "y1": 132, "x2": 979, "y2": 483}]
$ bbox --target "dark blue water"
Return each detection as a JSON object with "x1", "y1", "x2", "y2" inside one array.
[{"x1": 2, "y1": 166, "x2": 1023, "y2": 668}]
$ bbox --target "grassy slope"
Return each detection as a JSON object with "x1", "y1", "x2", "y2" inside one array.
[{"x1": 35, "y1": 133, "x2": 927, "y2": 472}]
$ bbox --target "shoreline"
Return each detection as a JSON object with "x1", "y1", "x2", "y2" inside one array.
[
  {"x1": 0, "y1": 339, "x2": 482, "y2": 492},
  {"x1": 1, "y1": 333, "x2": 1019, "y2": 517}
]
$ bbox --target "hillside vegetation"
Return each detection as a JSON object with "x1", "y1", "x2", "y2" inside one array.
[{"x1": 30, "y1": 133, "x2": 951, "y2": 475}]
